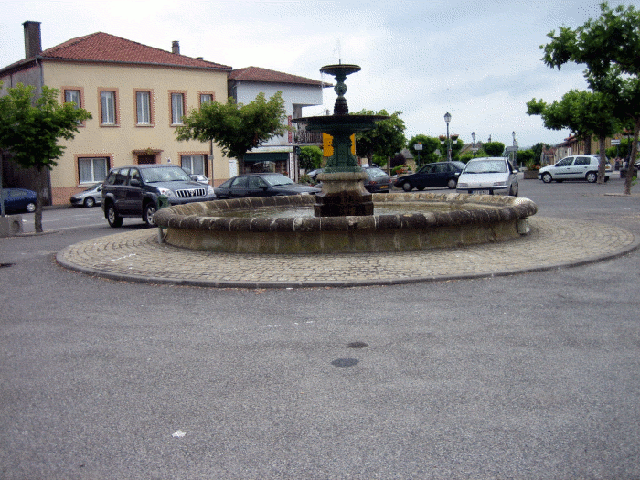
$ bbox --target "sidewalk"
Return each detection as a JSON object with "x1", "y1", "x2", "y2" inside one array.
[{"x1": 56, "y1": 216, "x2": 638, "y2": 288}]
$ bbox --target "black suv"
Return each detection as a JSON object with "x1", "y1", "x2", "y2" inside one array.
[{"x1": 101, "y1": 165, "x2": 216, "y2": 227}]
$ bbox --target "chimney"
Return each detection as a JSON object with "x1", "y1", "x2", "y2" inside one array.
[
  {"x1": 172, "y1": 41, "x2": 180, "y2": 55},
  {"x1": 23, "y1": 21, "x2": 42, "y2": 59}
]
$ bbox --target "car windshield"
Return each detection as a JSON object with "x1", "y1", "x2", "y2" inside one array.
[
  {"x1": 141, "y1": 166, "x2": 190, "y2": 183},
  {"x1": 262, "y1": 174, "x2": 294, "y2": 187},
  {"x1": 464, "y1": 160, "x2": 507, "y2": 174},
  {"x1": 366, "y1": 168, "x2": 387, "y2": 178}
]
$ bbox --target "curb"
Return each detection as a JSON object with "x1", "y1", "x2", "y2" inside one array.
[{"x1": 56, "y1": 217, "x2": 639, "y2": 289}]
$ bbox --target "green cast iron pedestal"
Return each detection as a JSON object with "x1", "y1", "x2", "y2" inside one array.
[{"x1": 294, "y1": 63, "x2": 387, "y2": 217}]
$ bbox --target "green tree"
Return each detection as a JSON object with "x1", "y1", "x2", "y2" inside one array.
[
  {"x1": 176, "y1": 92, "x2": 288, "y2": 174},
  {"x1": 483, "y1": 142, "x2": 506, "y2": 156},
  {"x1": 407, "y1": 134, "x2": 440, "y2": 165},
  {"x1": 527, "y1": 90, "x2": 619, "y2": 183},
  {"x1": 541, "y1": 1, "x2": 640, "y2": 194},
  {"x1": 531, "y1": 143, "x2": 550, "y2": 163},
  {"x1": 517, "y1": 149, "x2": 535, "y2": 166},
  {"x1": 299, "y1": 145, "x2": 323, "y2": 171},
  {"x1": 0, "y1": 82, "x2": 91, "y2": 232},
  {"x1": 353, "y1": 109, "x2": 406, "y2": 168}
]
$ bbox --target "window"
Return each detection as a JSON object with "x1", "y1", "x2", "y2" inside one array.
[
  {"x1": 100, "y1": 90, "x2": 117, "y2": 125},
  {"x1": 171, "y1": 92, "x2": 185, "y2": 124},
  {"x1": 181, "y1": 155, "x2": 206, "y2": 176},
  {"x1": 136, "y1": 91, "x2": 151, "y2": 124},
  {"x1": 200, "y1": 93, "x2": 213, "y2": 105},
  {"x1": 64, "y1": 89, "x2": 81, "y2": 108},
  {"x1": 79, "y1": 157, "x2": 109, "y2": 184}
]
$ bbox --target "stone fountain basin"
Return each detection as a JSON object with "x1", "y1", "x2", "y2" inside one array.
[{"x1": 153, "y1": 192, "x2": 537, "y2": 254}]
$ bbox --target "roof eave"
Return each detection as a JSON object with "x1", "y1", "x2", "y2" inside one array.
[{"x1": 39, "y1": 56, "x2": 233, "y2": 71}]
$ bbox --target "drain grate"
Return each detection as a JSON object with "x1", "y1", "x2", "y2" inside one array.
[
  {"x1": 347, "y1": 341, "x2": 368, "y2": 348},
  {"x1": 0, "y1": 263, "x2": 15, "y2": 268}
]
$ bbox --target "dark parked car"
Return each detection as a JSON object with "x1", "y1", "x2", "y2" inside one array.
[
  {"x1": 70, "y1": 183, "x2": 102, "y2": 208},
  {"x1": 362, "y1": 166, "x2": 392, "y2": 193},
  {"x1": 620, "y1": 160, "x2": 640, "y2": 177},
  {"x1": 394, "y1": 161, "x2": 465, "y2": 191},
  {"x1": 101, "y1": 165, "x2": 216, "y2": 227},
  {"x1": 307, "y1": 168, "x2": 324, "y2": 180},
  {"x1": 1, "y1": 188, "x2": 37, "y2": 214},
  {"x1": 214, "y1": 173, "x2": 321, "y2": 199}
]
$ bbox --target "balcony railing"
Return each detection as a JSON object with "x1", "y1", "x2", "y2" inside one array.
[{"x1": 294, "y1": 124, "x2": 323, "y2": 145}]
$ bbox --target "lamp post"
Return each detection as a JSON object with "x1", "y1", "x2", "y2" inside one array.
[
  {"x1": 444, "y1": 112, "x2": 452, "y2": 162},
  {"x1": 512, "y1": 131, "x2": 518, "y2": 166},
  {"x1": 472, "y1": 132, "x2": 476, "y2": 157}
]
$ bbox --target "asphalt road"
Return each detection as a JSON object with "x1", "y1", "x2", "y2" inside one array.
[{"x1": 1, "y1": 176, "x2": 639, "y2": 479}]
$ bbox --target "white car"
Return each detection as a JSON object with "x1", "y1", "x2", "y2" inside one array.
[
  {"x1": 538, "y1": 155, "x2": 610, "y2": 183},
  {"x1": 456, "y1": 157, "x2": 519, "y2": 196}
]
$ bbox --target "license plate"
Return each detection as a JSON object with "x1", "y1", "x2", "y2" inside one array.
[{"x1": 472, "y1": 189, "x2": 490, "y2": 195}]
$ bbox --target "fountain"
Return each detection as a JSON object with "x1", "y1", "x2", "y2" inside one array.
[
  {"x1": 153, "y1": 63, "x2": 537, "y2": 254},
  {"x1": 294, "y1": 63, "x2": 387, "y2": 217}
]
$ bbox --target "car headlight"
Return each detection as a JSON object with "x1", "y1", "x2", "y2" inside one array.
[
  {"x1": 457, "y1": 183, "x2": 468, "y2": 188},
  {"x1": 156, "y1": 187, "x2": 174, "y2": 197},
  {"x1": 493, "y1": 181, "x2": 507, "y2": 187},
  {"x1": 207, "y1": 186, "x2": 215, "y2": 195}
]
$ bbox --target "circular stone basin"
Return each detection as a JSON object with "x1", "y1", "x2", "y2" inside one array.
[{"x1": 153, "y1": 192, "x2": 537, "y2": 254}]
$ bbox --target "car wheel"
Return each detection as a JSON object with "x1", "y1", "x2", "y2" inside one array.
[
  {"x1": 447, "y1": 178, "x2": 457, "y2": 189},
  {"x1": 84, "y1": 197, "x2": 95, "y2": 208},
  {"x1": 26, "y1": 202, "x2": 36, "y2": 213},
  {"x1": 143, "y1": 203, "x2": 157, "y2": 227},
  {"x1": 541, "y1": 173, "x2": 552, "y2": 183},
  {"x1": 402, "y1": 182, "x2": 412, "y2": 192},
  {"x1": 509, "y1": 184, "x2": 518, "y2": 197},
  {"x1": 106, "y1": 205, "x2": 123, "y2": 228},
  {"x1": 586, "y1": 171, "x2": 597, "y2": 183}
]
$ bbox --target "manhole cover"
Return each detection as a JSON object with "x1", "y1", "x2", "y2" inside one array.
[{"x1": 331, "y1": 358, "x2": 359, "y2": 368}]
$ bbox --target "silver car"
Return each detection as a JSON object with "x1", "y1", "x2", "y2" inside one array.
[
  {"x1": 456, "y1": 157, "x2": 518, "y2": 196},
  {"x1": 70, "y1": 183, "x2": 102, "y2": 207}
]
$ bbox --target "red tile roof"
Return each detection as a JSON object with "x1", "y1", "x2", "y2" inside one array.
[
  {"x1": 40, "y1": 32, "x2": 231, "y2": 71},
  {"x1": 229, "y1": 67, "x2": 324, "y2": 86}
]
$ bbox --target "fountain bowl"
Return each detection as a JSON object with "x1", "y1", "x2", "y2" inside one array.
[{"x1": 153, "y1": 193, "x2": 537, "y2": 254}]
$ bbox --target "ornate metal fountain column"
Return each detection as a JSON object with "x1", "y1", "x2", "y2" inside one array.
[{"x1": 293, "y1": 63, "x2": 387, "y2": 217}]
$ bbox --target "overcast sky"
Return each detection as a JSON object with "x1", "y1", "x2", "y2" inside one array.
[{"x1": 1, "y1": 0, "x2": 637, "y2": 148}]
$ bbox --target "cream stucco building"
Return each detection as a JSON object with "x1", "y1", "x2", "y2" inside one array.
[{"x1": 1, "y1": 22, "x2": 232, "y2": 205}]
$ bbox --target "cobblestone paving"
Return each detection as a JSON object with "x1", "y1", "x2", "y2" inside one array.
[{"x1": 57, "y1": 217, "x2": 638, "y2": 288}]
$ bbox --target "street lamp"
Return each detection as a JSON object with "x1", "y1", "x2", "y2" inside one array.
[
  {"x1": 512, "y1": 131, "x2": 518, "y2": 166},
  {"x1": 472, "y1": 132, "x2": 476, "y2": 157},
  {"x1": 444, "y1": 112, "x2": 452, "y2": 162}
]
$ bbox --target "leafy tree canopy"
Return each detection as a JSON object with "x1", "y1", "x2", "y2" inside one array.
[
  {"x1": 0, "y1": 83, "x2": 91, "y2": 172},
  {"x1": 407, "y1": 134, "x2": 440, "y2": 165},
  {"x1": 483, "y1": 142, "x2": 506, "y2": 156},
  {"x1": 0, "y1": 82, "x2": 91, "y2": 232},
  {"x1": 541, "y1": 1, "x2": 640, "y2": 192},
  {"x1": 299, "y1": 145, "x2": 323, "y2": 171},
  {"x1": 353, "y1": 109, "x2": 406, "y2": 162},
  {"x1": 176, "y1": 92, "x2": 288, "y2": 171}
]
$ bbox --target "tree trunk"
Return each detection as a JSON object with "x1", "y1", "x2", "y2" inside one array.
[
  {"x1": 34, "y1": 167, "x2": 48, "y2": 233},
  {"x1": 623, "y1": 118, "x2": 640, "y2": 196},
  {"x1": 597, "y1": 135, "x2": 606, "y2": 184}
]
